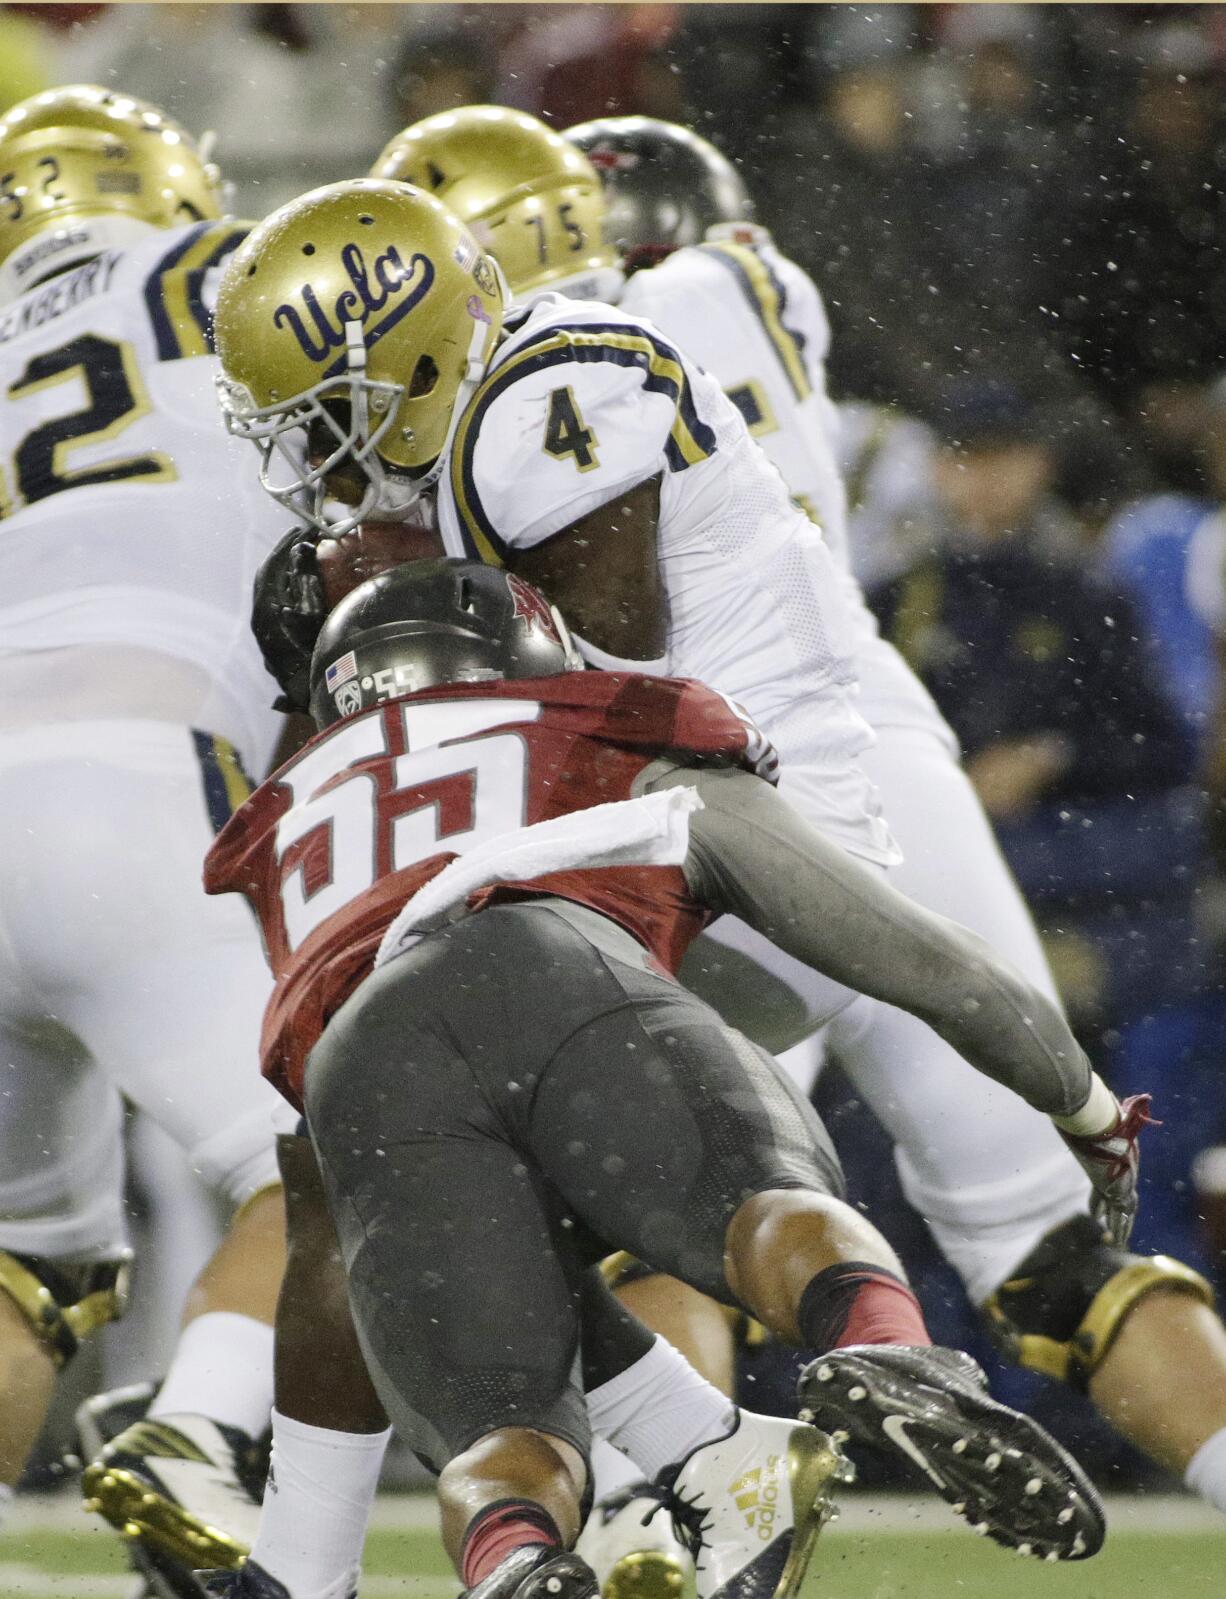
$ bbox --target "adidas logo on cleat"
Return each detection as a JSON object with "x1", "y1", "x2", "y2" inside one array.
[{"x1": 728, "y1": 1457, "x2": 780, "y2": 1542}]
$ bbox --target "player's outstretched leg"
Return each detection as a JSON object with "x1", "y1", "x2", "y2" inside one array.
[{"x1": 722, "y1": 1190, "x2": 1104, "y2": 1561}]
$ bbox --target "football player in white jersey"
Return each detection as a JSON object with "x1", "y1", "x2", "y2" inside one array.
[
  {"x1": 557, "y1": 109, "x2": 1226, "y2": 1534},
  {"x1": 351, "y1": 111, "x2": 1226, "y2": 1588},
  {"x1": 0, "y1": 86, "x2": 301, "y2": 1589},
  {"x1": 206, "y1": 154, "x2": 1156, "y2": 1599}
]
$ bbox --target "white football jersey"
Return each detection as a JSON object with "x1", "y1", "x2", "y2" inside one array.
[
  {"x1": 1185, "y1": 506, "x2": 1226, "y2": 636},
  {"x1": 619, "y1": 234, "x2": 951, "y2": 747},
  {"x1": 838, "y1": 400, "x2": 942, "y2": 591},
  {"x1": 436, "y1": 292, "x2": 897, "y2": 864},
  {"x1": 0, "y1": 221, "x2": 287, "y2": 772}
]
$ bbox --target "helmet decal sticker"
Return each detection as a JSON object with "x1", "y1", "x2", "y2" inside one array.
[
  {"x1": 506, "y1": 572, "x2": 561, "y2": 642},
  {"x1": 272, "y1": 243, "x2": 434, "y2": 366},
  {"x1": 323, "y1": 649, "x2": 358, "y2": 693},
  {"x1": 333, "y1": 681, "x2": 364, "y2": 718}
]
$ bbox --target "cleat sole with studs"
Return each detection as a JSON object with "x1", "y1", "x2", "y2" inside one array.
[
  {"x1": 796, "y1": 1346, "x2": 1105, "y2": 1561},
  {"x1": 604, "y1": 1551, "x2": 688, "y2": 1599},
  {"x1": 82, "y1": 1461, "x2": 248, "y2": 1574}
]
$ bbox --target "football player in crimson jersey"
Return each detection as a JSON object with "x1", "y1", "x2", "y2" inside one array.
[
  {"x1": 0, "y1": 85, "x2": 303, "y2": 1588},
  {"x1": 235, "y1": 122, "x2": 1226, "y2": 1589},
  {"x1": 364, "y1": 108, "x2": 1226, "y2": 1572},
  {"x1": 198, "y1": 559, "x2": 1120, "y2": 1599}
]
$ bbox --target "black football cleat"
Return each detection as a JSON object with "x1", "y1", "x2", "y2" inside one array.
[
  {"x1": 465, "y1": 1547, "x2": 598, "y2": 1599},
  {"x1": 797, "y1": 1344, "x2": 1106, "y2": 1561},
  {"x1": 196, "y1": 1559, "x2": 354, "y2": 1599}
]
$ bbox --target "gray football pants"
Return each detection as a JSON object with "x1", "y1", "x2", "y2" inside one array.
[{"x1": 305, "y1": 900, "x2": 843, "y2": 1472}]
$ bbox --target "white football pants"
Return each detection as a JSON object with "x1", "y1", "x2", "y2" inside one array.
[{"x1": 0, "y1": 721, "x2": 296, "y2": 1263}]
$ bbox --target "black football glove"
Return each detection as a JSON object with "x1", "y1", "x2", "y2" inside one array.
[{"x1": 252, "y1": 526, "x2": 326, "y2": 714}]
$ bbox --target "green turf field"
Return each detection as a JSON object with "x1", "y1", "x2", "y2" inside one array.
[{"x1": 2, "y1": 1496, "x2": 1222, "y2": 1598}]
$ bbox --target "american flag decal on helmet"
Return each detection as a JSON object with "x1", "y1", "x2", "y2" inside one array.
[{"x1": 324, "y1": 650, "x2": 358, "y2": 692}]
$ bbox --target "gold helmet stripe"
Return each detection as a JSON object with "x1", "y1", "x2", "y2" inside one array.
[
  {"x1": 145, "y1": 221, "x2": 251, "y2": 362},
  {"x1": 451, "y1": 323, "x2": 717, "y2": 566},
  {"x1": 700, "y1": 241, "x2": 811, "y2": 404}
]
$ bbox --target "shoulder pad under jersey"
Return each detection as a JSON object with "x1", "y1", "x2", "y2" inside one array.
[
  {"x1": 138, "y1": 218, "x2": 252, "y2": 362},
  {"x1": 446, "y1": 299, "x2": 718, "y2": 564}
]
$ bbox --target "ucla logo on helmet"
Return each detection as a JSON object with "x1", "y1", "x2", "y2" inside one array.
[{"x1": 273, "y1": 243, "x2": 434, "y2": 365}]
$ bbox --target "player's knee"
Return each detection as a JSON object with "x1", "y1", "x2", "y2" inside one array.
[
  {"x1": 726, "y1": 1187, "x2": 858, "y2": 1264},
  {"x1": 982, "y1": 1214, "x2": 1215, "y2": 1390},
  {"x1": 0, "y1": 1249, "x2": 130, "y2": 1369}
]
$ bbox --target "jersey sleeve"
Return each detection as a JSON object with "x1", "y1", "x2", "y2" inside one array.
[
  {"x1": 695, "y1": 232, "x2": 829, "y2": 402},
  {"x1": 447, "y1": 319, "x2": 717, "y2": 563},
  {"x1": 142, "y1": 219, "x2": 252, "y2": 362}
]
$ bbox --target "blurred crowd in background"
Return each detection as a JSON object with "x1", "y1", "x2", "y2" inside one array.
[{"x1": 6, "y1": 1, "x2": 1226, "y2": 1488}]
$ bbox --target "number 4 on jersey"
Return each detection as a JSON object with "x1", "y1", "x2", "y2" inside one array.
[{"x1": 543, "y1": 385, "x2": 599, "y2": 472}]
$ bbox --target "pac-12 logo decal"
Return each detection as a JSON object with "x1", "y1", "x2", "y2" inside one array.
[
  {"x1": 506, "y1": 573, "x2": 562, "y2": 643},
  {"x1": 333, "y1": 680, "x2": 364, "y2": 719},
  {"x1": 273, "y1": 243, "x2": 434, "y2": 370}
]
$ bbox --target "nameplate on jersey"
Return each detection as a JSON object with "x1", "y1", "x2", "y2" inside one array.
[{"x1": 0, "y1": 253, "x2": 121, "y2": 347}]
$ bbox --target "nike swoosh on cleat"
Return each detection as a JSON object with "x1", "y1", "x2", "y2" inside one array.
[{"x1": 881, "y1": 1415, "x2": 948, "y2": 1491}]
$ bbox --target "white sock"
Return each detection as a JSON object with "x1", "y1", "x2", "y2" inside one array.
[
  {"x1": 590, "y1": 1436, "x2": 646, "y2": 1502},
  {"x1": 149, "y1": 1311, "x2": 275, "y2": 1437},
  {"x1": 251, "y1": 1411, "x2": 390, "y2": 1599},
  {"x1": 586, "y1": 1337, "x2": 736, "y2": 1482},
  {"x1": 0, "y1": 1482, "x2": 13, "y2": 1531},
  {"x1": 1185, "y1": 1425, "x2": 1226, "y2": 1514}
]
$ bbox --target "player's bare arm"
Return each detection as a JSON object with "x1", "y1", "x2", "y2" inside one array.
[{"x1": 508, "y1": 476, "x2": 667, "y2": 664}]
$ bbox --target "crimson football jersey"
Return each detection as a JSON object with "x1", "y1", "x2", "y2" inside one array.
[{"x1": 205, "y1": 671, "x2": 773, "y2": 1108}]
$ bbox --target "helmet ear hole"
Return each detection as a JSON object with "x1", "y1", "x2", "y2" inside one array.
[{"x1": 410, "y1": 354, "x2": 439, "y2": 399}]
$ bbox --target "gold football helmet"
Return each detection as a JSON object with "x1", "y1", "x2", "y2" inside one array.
[
  {"x1": 214, "y1": 179, "x2": 503, "y2": 535},
  {"x1": 0, "y1": 85, "x2": 223, "y2": 303},
  {"x1": 371, "y1": 105, "x2": 619, "y2": 301}
]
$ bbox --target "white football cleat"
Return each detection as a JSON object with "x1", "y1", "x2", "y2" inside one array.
[
  {"x1": 576, "y1": 1482, "x2": 693, "y2": 1599},
  {"x1": 83, "y1": 1412, "x2": 263, "y2": 1573},
  {"x1": 660, "y1": 1411, "x2": 851, "y2": 1599}
]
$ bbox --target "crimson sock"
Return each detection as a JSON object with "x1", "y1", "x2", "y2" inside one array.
[
  {"x1": 460, "y1": 1499, "x2": 562, "y2": 1589},
  {"x1": 797, "y1": 1261, "x2": 932, "y2": 1351}
]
